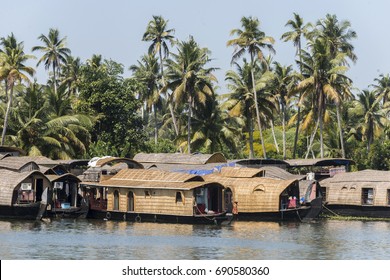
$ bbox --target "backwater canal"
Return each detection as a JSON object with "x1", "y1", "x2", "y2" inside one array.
[{"x1": 1, "y1": 218, "x2": 390, "y2": 260}]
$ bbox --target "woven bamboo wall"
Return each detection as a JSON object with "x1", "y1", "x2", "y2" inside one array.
[
  {"x1": 325, "y1": 182, "x2": 390, "y2": 206},
  {"x1": 107, "y1": 188, "x2": 194, "y2": 216}
]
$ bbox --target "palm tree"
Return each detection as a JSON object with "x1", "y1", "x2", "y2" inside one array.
[
  {"x1": 372, "y1": 73, "x2": 390, "y2": 105},
  {"x1": 315, "y1": 14, "x2": 357, "y2": 158},
  {"x1": 0, "y1": 33, "x2": 35, "y2": 145},
  {"x1": 60, "y1": 55, "x2": 82, "y2": 97},
  {"x1": 164, "y1": 36, "x2": 216, "y2": 153},
  {"x1": 297, "y1": 38, "x2": 350, "y2": 158},
  {"x1": 142, "y1": 15, "x2": 179, "y2": 137},
  {"x1": 269, "y1": 62, "x2": 296, "y2": 159},
  {"x1": 227, "y1": 16, "x2": 275, "y2": 158},
  {"x1": 130, "y1": 53, "x2": 162, "y2": 145},
  {"x1": 190, "y1": 93, "x2": 243, "y2": 155},
  {"x1": 224, "y1": 59, "x2": 274, "y2": 158},
  {"x1": 350, "y1": 89, "x2": 385, "y2": 152},
  {"x1": 32, "y1": 28, "x2": 71, "y2": 95},
  {"x1": 281, "y1": 13, "x2": 311, "y2": 158}
]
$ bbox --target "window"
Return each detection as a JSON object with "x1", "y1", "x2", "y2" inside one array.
[
  {"x1": 387, "y1": 190, "x2": 390, "y2": 206},
  {"x1": 127, "y1": 191, "x2": 134, "y2": 211},
  {"x1": 113, "y1": 190, "x2": 119, "y2": 210},
  {"x1": 362, "y1": 188, "x2": 374, "y2": 205},
  {"x1": 175, "y1": 191, "x2": 183, "y2": 204}
]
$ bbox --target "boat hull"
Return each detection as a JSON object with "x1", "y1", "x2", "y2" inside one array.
[
  {"x1": 87, "y1": 209, "x2": 232, "y2": 225},
  {"x1": 234, "y1": 207, "x2": 312, "y2": 221},
  {"x1": 324, "y1": 204, "x2": 390, "y2": 218},
  {"x1": 0, "y1": 202, "x2": 43, "y2": 220}
]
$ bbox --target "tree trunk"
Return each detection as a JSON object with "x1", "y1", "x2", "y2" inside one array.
[
  {"x1": 305, "y1": 119, "x2": 319, "y2": 159},
  {"x1": 270, "y1": 119, "x2": 280, "y2": 154},
  {"x1": 282, "y1": 103, "x2": 286, "y2": 159},
  {"x1": 319, "y1": 110, "x2": 324, "y2": 158},
  {"x1": 293, "y1": 40, "x2": 303, "y2": 159},
  {"x1": 250, "y1": 55, "x2": 266, "y2": 158},
  {"x1": 53, "y1": 64, "x2": 57, "y2": 96},
  {"x1": 153, "y1": 104, "x2": 158, "y2": 145},
  {"x1": 159, "y1": 47, "x2": 179, "y2": 137},
  {"x1": 249, "y1": 117, "x2": 255, "y2": 159},
  {"x1": 187, "y1": 96, "x2": 192, "y2": 154},
  {"x1": 336, "y1": 103, "x2": 345, "y2": 158},
  {"x1": 293, "y1": 93, "x2": 301, "y2": 159},
  {"x1": 1, "y1": 83, "x2": 13, "y2": 146}
]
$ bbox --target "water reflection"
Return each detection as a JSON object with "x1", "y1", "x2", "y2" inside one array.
[{"x1": 1, "y1": 219, "x2": 390, "y2": 259}]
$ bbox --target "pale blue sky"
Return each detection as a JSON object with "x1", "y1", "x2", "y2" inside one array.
[{"x1": 1, "y1": 0, "x2": 388, "y2": 94}]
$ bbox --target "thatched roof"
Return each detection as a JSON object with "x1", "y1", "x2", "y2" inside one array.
[
  {"x1": 0, "y1": 170, "x2": 49, "y2": 205},
  {"x1": 109, "y1": 168, "x2": 204, "y2": 183},
  {"x1": 257, "y1": 166, "x2": 306, "y2": 181},
  {"x1": 38, "y1": 164, "x2": 68, "y2": 175},
  {"x1": 45, "y1": 173, "x2": 81, "y2": 183},
  {"x1": 204, "y1": 174, "x2": 297, "y2": 191},
  {"x1": 94, "y1": 157, "x2": 144, "y2": 169},
  {"x1": 204, "y1": 174, "x2": 298, "y2": 212},
  {"x1": 81, "y1": 168, "x2": 222, "y2": 191},
  {"x1": 286, "y1": 158, "x2": 355, "y2": 167},
  {"x1": 0, "y1": 153, "x2": 11, "y2": 160},
  {"x1": 321, "y1": 169, "x2": 390, "y2": 184},
  {"x1": 133, "y1": 152, "x2": 227, "y2": 165},
  {"x1": 215, "y1": 166, "x2": 305, "y2": 181},
  {"x1": 0, "y1": 157, "x2": 40, "y2": 172},
  {"x1": 218, "y1": 167, "x2": 264, "y2": 178},
  {"x1": 143, "y1": 162, "x2": 233, "y2": 175},
  {"x1": 56, "y1": 159, "x2": 90, "y2": 169},
  {"x1": 17, "y1": 156, "x2": 59, "y2": 166}
]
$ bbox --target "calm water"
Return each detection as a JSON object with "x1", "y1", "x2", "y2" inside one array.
[{"x1": 1, "y1": 218, "x2": 390, "y2": 260}]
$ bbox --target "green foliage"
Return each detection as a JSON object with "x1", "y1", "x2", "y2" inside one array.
[
  {"x1": 143, "y1": 138, "x2": 177, "y2": 153},
  {"x1": 76, "y1": 59, "x2": 147, "y2": 158}
]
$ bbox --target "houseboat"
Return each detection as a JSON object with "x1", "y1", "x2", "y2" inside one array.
[
  {"x1": 204, "y1": 167, "x2": 314, "y2": 221},
  {"x1": 0, "y1": 169, "x2": 51, "y2": 220},
  {"x1": 320, "y1": 169, "x2": 390, "y2": 218},
  {"x1": 45, "y1": 173, "x2": 88, "y2": 218},
  {"x1": 80, "y1": 168, "x2": 232, "y2": 225}
]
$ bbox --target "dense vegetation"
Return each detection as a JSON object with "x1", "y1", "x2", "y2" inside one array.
[{"x1": 1, "y1": 14, "x2": 390, "y2": 170}]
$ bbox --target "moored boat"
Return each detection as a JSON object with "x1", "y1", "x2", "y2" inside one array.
[
  {"x1": 204, "y1": 167, "x2": 316, "y2": 221},
  {"x1": 80, "y1": 168, "x2": 233, "y2": 225},
  {"x1": 0, "y1": 169, "x2": 51, "y2": 220},
  {"x1": 320, "y1": 169, "x2": 390, "y2": 218}
]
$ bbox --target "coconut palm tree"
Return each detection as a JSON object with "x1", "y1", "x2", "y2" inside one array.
[
  {"x1": 227, "y1": 16, "x2": 275, "y2": 158},
  {"x1": 142, "y1": 15, "x2": 179, "y2": 137},
  {"x1": 372, "y1": 73, "x2": 390, "y2": 105},
  {"x1": 190, "y1": 93, "x2": 243, "y2": 155},
  {"x1": 0, "y1": 33, "x2": 35, "y2": 145},
  {"x1": 350, "y1": 89, "x2": 385, "y2": 153},
  {"x1": 315, "y1": 13, "x2": 357, "y2": 158},
  {"x1": 32, "y1": 28, "x2": 71, "y2": 95},
  {"x1": 164, "y1": 36, "x2": 216, "y2": 153},
  {"x1": 60, "y1": 55, "x2": 82, "y2": 98},
  {"x1": 281, "y1": 13, "x2": 311, "y2": 158},
  {"x1": 269, "y1": 62, "x2": 297, "y2": 159},
  {"x1": 130, "y1": 53, "x2": 162, "y2": 145},
  {"x1": 297, "y1": 38, "x2": 349, "y2": 158},
  {"x1": 224, "y1": 59, "x2": 274, "y2": 158}
]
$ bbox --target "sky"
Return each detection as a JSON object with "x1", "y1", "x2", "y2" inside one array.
[{"x1": 1, "y1": 0, "x2": 388, "y2": 94}]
